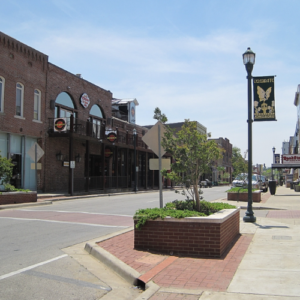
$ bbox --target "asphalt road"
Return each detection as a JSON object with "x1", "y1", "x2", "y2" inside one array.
[{"x1": 0, "y1": 186, "x2": 229, "y2": 300}]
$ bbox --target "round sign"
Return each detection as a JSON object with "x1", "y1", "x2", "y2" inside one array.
[
  {"x1": 107, "y1": 133, "x2": 117, "y2": 143},
  {"x1": 54, "y1": 118, "x2": 67, "y2": 131},
  {"x1": 80, "y1": 93, "x2": 90, "y2": 109},
  {"x1": 131, "y1": 107, "x2": 135, "y2": 117},
  {"x1": 105, "y1": 148, "x2": 113, "y2": 158}
]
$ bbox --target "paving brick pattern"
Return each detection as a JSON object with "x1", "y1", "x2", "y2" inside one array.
[
  {"x1": 267, "y1": 210, "x2": 300, "y2": 218},
  {"x1": 98, "y1": 231, "x2": 253, "y2": 292},
  {"x1": 261, "y1": 191, "x2": 271, "y2": 203},
  {"x1": 98, "y1": 231, "x2": 168, "y2": 274},
  {"x1": 152, "y1": 235, "x2": 252, "y2": 291}
]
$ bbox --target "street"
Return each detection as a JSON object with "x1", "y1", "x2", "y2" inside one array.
[{"x1": 0, "y1": 187, "x2": 229, "y2": 300}]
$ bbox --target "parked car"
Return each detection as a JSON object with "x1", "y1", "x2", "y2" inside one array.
[
  {"x1": 232, "y1": 173, "x2": 268, "y2": 192},
  {"x1": 200, "y1": 179, "x2": 212, "y2": 188}
]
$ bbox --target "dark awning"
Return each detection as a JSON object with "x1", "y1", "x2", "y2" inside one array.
[{"x1": 272, "y1": 163, "x2": 300, "y2": 169}]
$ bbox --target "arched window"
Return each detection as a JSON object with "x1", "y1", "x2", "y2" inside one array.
[
  {"x1": 16, "y1": 83, "x2": 24, "y2": 117},
  {"x1": 33, "y1": 89, "x2": 41, "y2": 121},
  {"x1": 90, "y1": 105, "x2": 104, "y2": 119},
  {"x1": 55, "y1": 92, "x2": 77, "y2": 119},
  {"x1": 0, "y1": 77, "x2": 4, "y2": 112},
  {"x1": 89, "y1": 105, "x2": 104, "y2": 139}
]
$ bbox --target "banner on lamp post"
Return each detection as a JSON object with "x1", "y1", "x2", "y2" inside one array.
[{"x1": 253, "y1": 76, "x2": 276, "y2": 121}]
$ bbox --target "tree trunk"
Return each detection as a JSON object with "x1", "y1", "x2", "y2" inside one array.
[{"x1": 194, "y1": 184, "x2": 200, "y2": 211}]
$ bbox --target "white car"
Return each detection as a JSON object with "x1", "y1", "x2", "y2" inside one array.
[{"x1": 232, "y1": 173, "x2": 262, "y2": 190}]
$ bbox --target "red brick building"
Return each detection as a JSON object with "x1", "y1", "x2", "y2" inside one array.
[{"x1": 0, "y1": 31, "x2": 159, "y2": 193}]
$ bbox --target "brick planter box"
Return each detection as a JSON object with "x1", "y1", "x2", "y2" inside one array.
[
  {"x1": 134, "y1": 208, "x2": 239, "y2": 258},
  {"x1": 0, "y1": 192, "x2": 37, "y2": 205},
  {"x1": 227, "y1": 191, "x2": 261, "y2": 202}
]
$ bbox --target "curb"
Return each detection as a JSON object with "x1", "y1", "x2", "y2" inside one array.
[
  {"x1": 0, "y1": 200, "x2": 52, "y2": 210},
  {"x1": 84, "y1": 227, "x2": 160, "y2": 300}
]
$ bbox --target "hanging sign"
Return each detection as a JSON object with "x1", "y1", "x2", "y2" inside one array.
[
  {"x1": 128, "y1": 101, "x2": 136, "y2": 124},
  {"x1": 105, "y1": 148, "x2": 113, "y2": 158},
  {"x1": 80, "y1": 93, "x2": 90, "y2": 109},
  {"x1": 107, "y1": 132, "x2": 117, "y2": 143},
  {"x1": 54, "y1": 118, "x2": 67, "y2": 132},
  {"x1": 253, "y1": 76, "x2": 276, "y2": 121}
]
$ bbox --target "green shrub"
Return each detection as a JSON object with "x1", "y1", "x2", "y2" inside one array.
[
  {"x1": 164, "y1": 199, "x2": 195, "y2": 211},
  {"x1": 226, "y1": 187, "x2": 258, "y2": 193},
  {"x1": 3, "y1": 183, "x2": 30, "y2": 192},
  {"x1": 134, "y1": 200, "x2": 236, "y2": 229}
]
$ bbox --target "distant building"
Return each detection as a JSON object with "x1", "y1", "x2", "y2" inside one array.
[
  {"x1": 112, "y1": 98, "x2": 139, "y2": 124},
  {"x1": 209, "y1": 138, "x2": 233, "y2": 183}
]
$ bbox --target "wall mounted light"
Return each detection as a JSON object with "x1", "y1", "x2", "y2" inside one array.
[
  {"x1": 75, "y1": 154, "x2": 81, "y2": 163},
  {"x1": 56, "y1": 151, "x2": 63, "y2": 161}
]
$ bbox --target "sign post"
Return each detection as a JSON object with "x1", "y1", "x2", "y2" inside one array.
[{"x1": 142, "y1": 121, "x2": 167, "y2": 208}]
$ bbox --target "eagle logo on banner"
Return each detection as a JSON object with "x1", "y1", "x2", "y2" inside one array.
[{"x1": 257, "y1": 86, "x2": 272, "y2": 102}]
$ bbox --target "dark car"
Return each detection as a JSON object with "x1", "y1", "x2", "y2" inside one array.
[
  {"x1": 258, "y1": 175, "x2": 268, "y2": 192},
  {"x1": 200, "y1": 179, "x2": 212, "y2": 188}
]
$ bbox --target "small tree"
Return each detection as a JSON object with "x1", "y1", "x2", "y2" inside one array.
[
  {"x1": 232, "y1": 147, "x2": 247, "y2": 179},
  {"x1": 153, "y1": 107, "x2": 168, "y2": 123},
  {"x1": 0, "y1": 153, "x2": 14, "y2": 186},
  {"x1": 162, "y1": 119, "x2": 222, "y2": 211},
  {"x1": 223, "y1": 172, "x2": 230, "y2": 182}
]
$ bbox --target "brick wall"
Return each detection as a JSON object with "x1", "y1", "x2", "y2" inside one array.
[
  {"x1": 134, "y1": 209, "x2": 240, "y2": 258},
  {"x1": 227, "y1": 191, "x2": 261, "y2": 202},
  {"x1": 0, "y1": 192, "x2": 37, "y2": 205}
]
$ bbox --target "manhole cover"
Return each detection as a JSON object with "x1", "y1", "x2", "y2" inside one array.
[{"x1": 272, "y1": 236, "x2": 292, "y2": 240}]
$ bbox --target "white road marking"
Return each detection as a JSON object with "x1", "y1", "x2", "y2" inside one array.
[
  {"x1": 0, "y1": 217, "x2": 129, "y2": 228},
  {"x1": 0, "y1": 254, "x2": 68, "y2": 281},
  {"x1": 20, "y1": 209, "x2": 132, "y2": 217}
]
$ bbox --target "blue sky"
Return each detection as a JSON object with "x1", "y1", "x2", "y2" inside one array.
[{"x1": 1, "y1": 0, "x2": 299, "y2": 168}]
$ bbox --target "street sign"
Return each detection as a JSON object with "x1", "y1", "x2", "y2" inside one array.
[
  {"x1": 142, "y1": 121, "x2": 167, "y2": 157},
  {"x1": 149, "y1": 158, "x2": 171, "y2": 170},
  {"x1": 70, "y1": 161, "x2": 75, "y2": 169},
  {"x1": 27, "y1": 143, "x2": 44, "y2": 162}
]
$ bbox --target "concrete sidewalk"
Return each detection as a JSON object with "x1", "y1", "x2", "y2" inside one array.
[{"x1": 85, "y1": 186, "x2": 300, "y2": 299}]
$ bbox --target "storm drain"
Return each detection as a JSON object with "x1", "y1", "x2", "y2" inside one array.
[{"x1": 272, "y1": 236, "x2": 292, "y2": 240}]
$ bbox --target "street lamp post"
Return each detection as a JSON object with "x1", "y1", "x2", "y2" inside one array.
[
  {"x1": 133, "y1": 128, "x2": 138, "y2": 192},
  {"x1": 243, "y1": 47, "x2": 256, "y2": 223},
  {"x1": 272, "y1": 146, "x2": 275, "y2": 180}
]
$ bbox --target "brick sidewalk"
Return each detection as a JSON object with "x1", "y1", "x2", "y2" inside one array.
[{"x1": 98, "y1": 231, "x2": 253, "y2": 294}]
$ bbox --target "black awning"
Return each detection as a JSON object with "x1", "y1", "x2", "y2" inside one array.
[{"x1": 272, "y1": 163, "x2": 300, "y2": 169}]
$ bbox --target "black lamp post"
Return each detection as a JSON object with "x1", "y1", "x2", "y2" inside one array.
[
  {"x1": 133, "y1": 128, "x2": 138, "y2": 192},
  {"x1": 272, "y1": 146, "x2": 275, "y2": 180},
  {"x1": 243, "y1": 47, "x2": 256, "y2": 223}
]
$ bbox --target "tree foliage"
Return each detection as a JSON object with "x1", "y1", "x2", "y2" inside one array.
[
  {"x1": 232, "y1": 147, "x2": 247, "y2": 178},
  {"x1": 0, "y1": 153, "x2": 14, "y2": 185},
  {"x1": 153, "y1": 107, "x2": 168, "y2": 123},
  {"x1": 161, "y1": 119, "x2": 222, "y2": 211}
]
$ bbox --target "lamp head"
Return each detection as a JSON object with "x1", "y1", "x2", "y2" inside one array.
[{"x1": 243, "y1": 47, "x2": 255, "y2": 65}]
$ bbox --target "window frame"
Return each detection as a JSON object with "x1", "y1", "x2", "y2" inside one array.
[
  {"x1": 0, "y1": 76, "x2": 4, "y2": 113},
  {"x1": 33, "y1": 89, "x2": 41, "y2": 121},
  {"x1": 16, "y1": 82, "x2": 24, "y2": 117}
]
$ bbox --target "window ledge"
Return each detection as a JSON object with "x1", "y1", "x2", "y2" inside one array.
[
  {"x1": 32, "y1": 119, "x2": 42, "y2": 124},
  {"x1": 14, "y1": 115, "x2": 25, "y2": 120}
]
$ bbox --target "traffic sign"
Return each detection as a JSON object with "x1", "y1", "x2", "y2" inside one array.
[
  {"x1": 27, "y1": 143, "x2": 44, "y2": 162},
  {"x1": 142, "y1": 121, "x2": 167, "y2": 157}
]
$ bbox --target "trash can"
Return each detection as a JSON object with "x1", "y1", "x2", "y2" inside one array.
[
  {"x1": 290, "y1": 182, "x2": 294, "y2": 189},
  {"x1": 269, "y1": 180, "x2": 277, "y2": 195}
]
